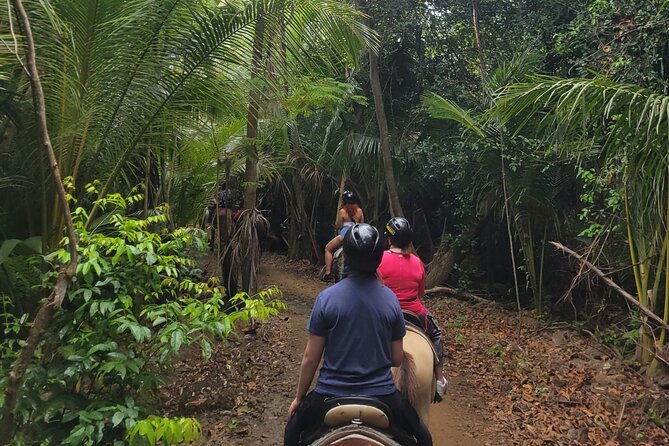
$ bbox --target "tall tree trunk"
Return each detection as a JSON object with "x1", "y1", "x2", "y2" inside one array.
[
  {"x1": 335, "y1": 173, "x2": 346, "y2": 228},
  {"x1": 240, "y1": 12, "x2": 266, "y2": 294},
  {"x1": 0, "y1": 0, "x2": 78, "y2": 442},
  {"x1": 471, "y1": 0, "x2": 487, "y2": 89},
  {"x1": 143, "y1": 144, "x2": 151, "y2": 218},
  {"x1": 368, "y1": 50, "x2": 404, "y2": 218},
  {"x1": 243, "y1": 9, "x2": 266, "y2": 210},
  {"x1": 471, "y1": 0, "x2": 522, "y2": 314},
  {"x1": 357, "y1": 0, "x2": 403, "y2": 218}
]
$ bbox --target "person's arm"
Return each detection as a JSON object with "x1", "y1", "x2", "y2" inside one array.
[
  {"x1": 391, "y1": 339, "x2": 404, "y2": 367},
  {"x1": 357, "y1": 208, "x2": 365, "y2": 224},
  {"x1": 417, "y1": 259, "x2": 426, "y2": 298},
  {"x1": 288, "y1": 334, "x2": 326, "y2": 419},
  {"x1": 335, "y1": 208, "x2": 345, "y2": 230}
]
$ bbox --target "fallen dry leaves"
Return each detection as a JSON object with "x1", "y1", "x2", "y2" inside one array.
[
  {"x1": 160, "y1": 317, "x2": 302, "y2": 444},
  {"x1": 430, "y1": 297, "x2": 669, "y2": 445}
]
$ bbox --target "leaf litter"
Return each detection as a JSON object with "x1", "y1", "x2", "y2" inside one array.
[{"x1": 431, "y1": 297, "x2": 669, "y2": 445}]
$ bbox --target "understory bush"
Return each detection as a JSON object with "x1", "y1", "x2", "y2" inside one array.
[{"x1": 0, "y1": 190, "x2": 285, "y2": 445}]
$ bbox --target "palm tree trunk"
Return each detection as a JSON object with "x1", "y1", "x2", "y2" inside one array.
[
  {"x1": 472, "y1": 0, "x2": 487, "y2": 89},
  {"x1": 240, "y1": 12, "x2": 266, "y2": 294},
  {"x1": 243, "y1": 13, "x2": 265, "y2": 210},
  {"x1": 368, "y1": 50, "x2": 404, "y2": 218}
]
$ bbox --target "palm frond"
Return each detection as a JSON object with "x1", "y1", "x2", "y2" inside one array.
[
  {"x1": 422, "y1": 92, "x2": 486, "y2": 138},
  {"x1": 487, "y1": 50, "x2": 543, "y2": 93},
  {"x1": 494, "y1": 74, "x2": 669, "y2": 230},
  {"x1": 494, "y1": 76, "x2": 669, "y2": 148}
]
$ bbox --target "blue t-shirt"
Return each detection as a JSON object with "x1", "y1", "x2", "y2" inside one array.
[{"x1": 307, "y1": 274, "x2": 406, "y2": 396}]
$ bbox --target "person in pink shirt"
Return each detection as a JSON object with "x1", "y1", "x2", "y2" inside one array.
[{"x1": 377, "y1": 217, "x2": 448, "y2": 400}]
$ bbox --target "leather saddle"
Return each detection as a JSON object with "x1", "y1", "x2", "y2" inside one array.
[
  {"x1": 305, "y1": 397, "x2": 415, "y2": 446},
  {"x1": 401, "y1": 310, "x2": 438, "y2": 364}
]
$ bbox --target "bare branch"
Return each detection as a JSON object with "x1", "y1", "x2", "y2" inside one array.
[
  {"x1": 551, "y1": 241, "x2": 669, "y2": 331},
  {"x1": 3, "y1": 0, "x2": 28, "y2": 75},
  {"x1": 424, "y1": 286, "x2": 497, "y2": 306},
  {"x1": 0, "y1": 0, "x2": 79, "y2": 442}
]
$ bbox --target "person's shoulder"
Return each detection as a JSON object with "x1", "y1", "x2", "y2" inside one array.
[
  {"x1": 319, "y1": 279, "x2": 351, "y2": 300},
  {"x1": 376, "y1": 282, "x2": 399, "y2": 300},
  {"x1": 377, "y1": 284, "x2": 402, "y2": 311}
]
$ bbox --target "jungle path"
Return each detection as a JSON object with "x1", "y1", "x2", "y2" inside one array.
[
  {"x1": 163, "y1": 254, "x2": 669, "y2": 445},
  {"x1": 250, "y1": 256, "x2": 489, "y2": 446}
]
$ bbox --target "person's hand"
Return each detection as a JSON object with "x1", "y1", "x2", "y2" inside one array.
[{"x1": 287, "y1": 397, "x2": 301, "y2": 421}]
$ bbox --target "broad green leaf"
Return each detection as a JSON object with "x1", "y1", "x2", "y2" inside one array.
[
  {"x1": 112, "y1": 411, "x2": 125, "y2": 427},
  {"x1": 170, "y1": 330, "x2": 184, "y2": 352},
  {"x1": 0, "y1": 239, "x2": 22, "y2": 263}
]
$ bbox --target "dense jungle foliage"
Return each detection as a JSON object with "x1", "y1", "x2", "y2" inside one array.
[{"x1": 2, "y1": 0, "x2": 669, "y2": 443}]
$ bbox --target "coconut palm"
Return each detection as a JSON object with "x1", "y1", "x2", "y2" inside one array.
[
  {"x1": 0, "y1": 0, "x2": 374, "y2": 247},
  {"x1": 493, "y1": 75, "x2": 669, "y2": 369}
]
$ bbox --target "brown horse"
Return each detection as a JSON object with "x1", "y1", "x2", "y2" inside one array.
[{"x1": 392, "y1": 326, "x2": 437, "y2": 423}]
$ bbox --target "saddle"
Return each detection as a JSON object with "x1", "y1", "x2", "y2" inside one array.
[
  {"x1": 402, "y1": 311, "x2": 439, "y2": 365},
  {"x1": 322, "y1": 396, "x2": 391, "y2": 430},
  {"x1": 304, "y1": 397, "x2": 415, "y2": 446},
  {"x1": 309, "y1": 425, "x2": 402, "y2": 446}
]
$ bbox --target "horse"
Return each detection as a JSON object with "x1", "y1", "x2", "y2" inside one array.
[{"x1": 392, "y1": 324, "x2": 437, "y2": 423}]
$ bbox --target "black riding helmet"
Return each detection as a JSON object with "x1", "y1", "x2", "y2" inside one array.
[
  {"x1": 342, "y1": 190, "x2": 357, "y2": 205},
  {"x1": 385, "y1": 217, "x2": 412, "y2": 249},
  {"x1": 343, "y1": 223, "x2": 384, "y2": 274}
]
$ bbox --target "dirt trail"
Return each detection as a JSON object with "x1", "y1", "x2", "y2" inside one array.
[
  {"x1": 164, "y1": 254, "x2": 669, "y2": 445},
  {"x1": 255, "y1": 257, "x2": 489, "y2": 446}
]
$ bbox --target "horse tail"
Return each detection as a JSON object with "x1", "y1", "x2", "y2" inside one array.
[{"x1": 393, "y1": 352, "x2": 417, "y2": 407}]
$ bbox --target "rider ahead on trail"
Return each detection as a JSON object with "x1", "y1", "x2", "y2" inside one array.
[
  {"x1": 285, "y1": 223, "x2": 432, "y2": 446},
  {"x1": 377, "y1": 217, "x2": 448, "y2": 401},
  {"x1": 322, "y1": 190, "x2": 364, "y2": 282}
]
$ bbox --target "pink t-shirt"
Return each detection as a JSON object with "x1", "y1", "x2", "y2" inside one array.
[{"x1": 377, "y1": 251, "x2": 427, "y2": 316}]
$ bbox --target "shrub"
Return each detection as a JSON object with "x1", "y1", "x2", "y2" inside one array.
[{"x1": 1, "y1": 190, "x2": 284, "y2": 445}]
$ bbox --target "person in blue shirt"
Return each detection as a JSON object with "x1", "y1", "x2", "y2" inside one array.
[{"x1": 284, "y1": 223, "x2": 432, "y2": 446}]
